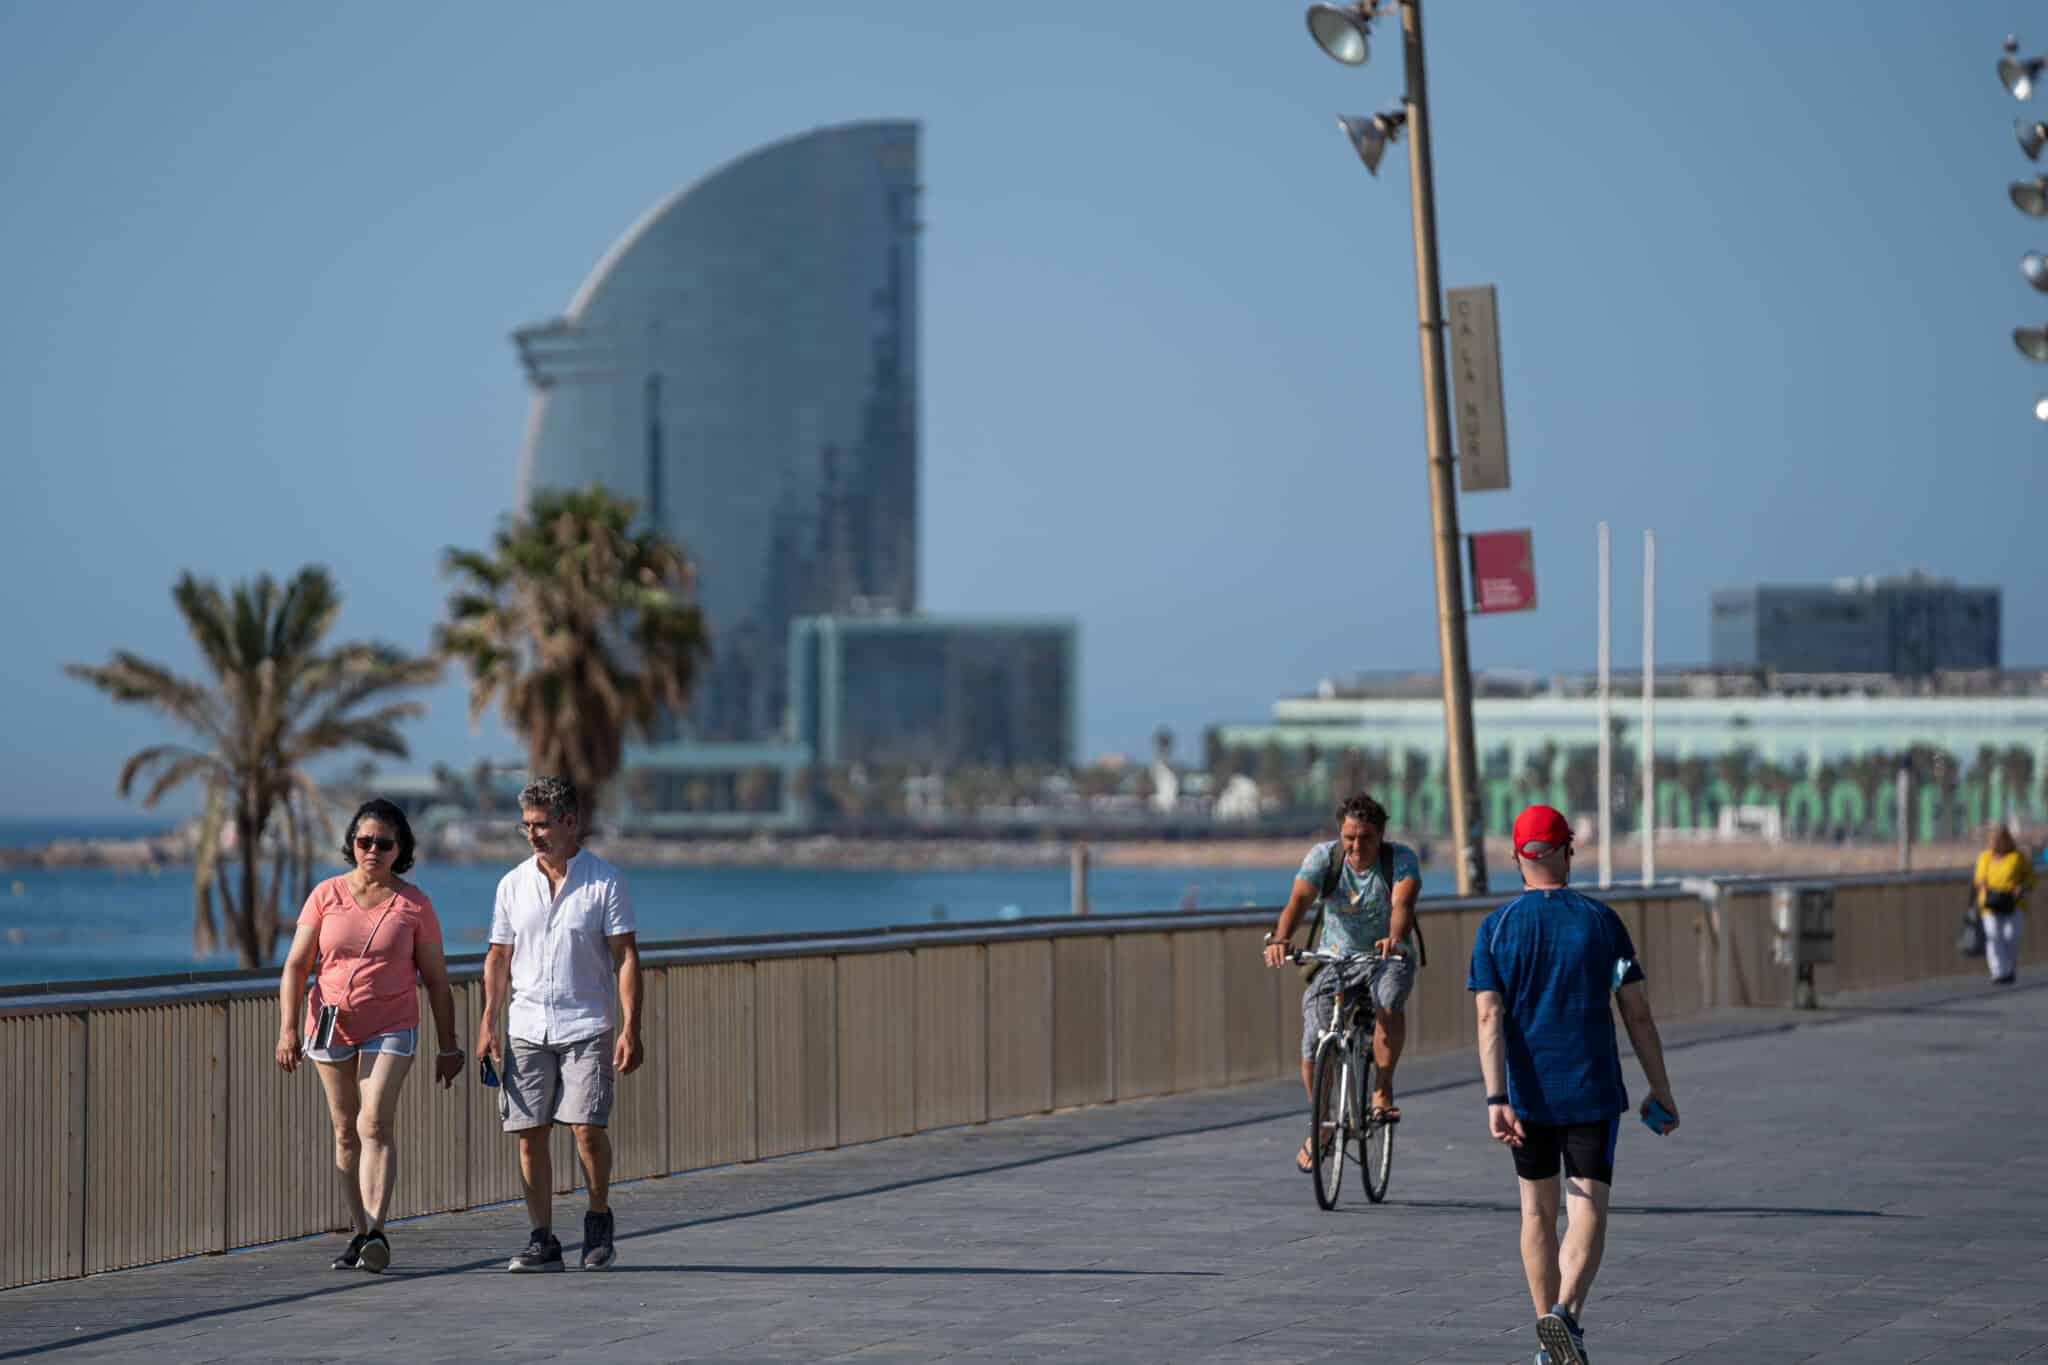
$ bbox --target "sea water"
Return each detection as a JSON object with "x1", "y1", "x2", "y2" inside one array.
[{"x1": 0, "y1": 856, "x2": 1310, "y2": 987}]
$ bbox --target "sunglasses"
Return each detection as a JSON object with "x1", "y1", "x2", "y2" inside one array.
[{"x1": 354, "y1": 836, "x2": 397, "y2": 853}]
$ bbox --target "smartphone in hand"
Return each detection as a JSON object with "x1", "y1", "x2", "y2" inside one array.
[
  {"x1": 1641, "y1": 1096, "x2": 1677, "y2": 1136},
  {"x1": 479, "y1": 1055, "x2": 500, "y2": 1088}
]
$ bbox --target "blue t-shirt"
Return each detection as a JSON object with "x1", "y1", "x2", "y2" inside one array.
[
  {"x1": 1295, "y1": 839, "x2": 1422, "y2": 958},
  {"x1": 1466, "y1": 887, "x2": 1645, "y2": 1125}
]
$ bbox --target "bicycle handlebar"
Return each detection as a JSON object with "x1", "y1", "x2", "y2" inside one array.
[{"x1": 1276, "y1": 947, "x2": 1382, "y2": 967}]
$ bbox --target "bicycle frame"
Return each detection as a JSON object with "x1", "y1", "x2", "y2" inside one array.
[
  {"x1": 1298, "y1": 948, "x2": 1377, "y2": 1204},
  {"x1": 1302, "y1": 948, "x2": 1380, "y2": 1055},
  {"x1": 1281, "y1": 945, "x2": 1397, "y2": 1208}
]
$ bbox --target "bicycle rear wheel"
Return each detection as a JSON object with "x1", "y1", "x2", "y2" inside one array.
[
  {"x1": 1359, "y1": 1044, "x2": 1393, "y2": 1203},
  {"x1": 1309, "y1": 1034, "x2": 1345, "y2": 1210}
]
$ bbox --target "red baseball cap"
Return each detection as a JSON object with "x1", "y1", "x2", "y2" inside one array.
[{"x1": 1511, "y1": 804, "x2": 1573, "y2": 857}]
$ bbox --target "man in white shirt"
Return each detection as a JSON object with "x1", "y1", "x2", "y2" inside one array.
[{"x1": 477, "y1": 776, "x2": 643, "y2": 1272}]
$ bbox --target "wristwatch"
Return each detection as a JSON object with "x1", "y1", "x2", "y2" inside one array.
[{"x1": 1485, "y1": 1094, "x2": 1509, "y2": 1106}]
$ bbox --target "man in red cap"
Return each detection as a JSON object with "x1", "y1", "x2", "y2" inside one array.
[{"x1": 1468, "y1": 805, "x2": 1681, "y2": 1365}]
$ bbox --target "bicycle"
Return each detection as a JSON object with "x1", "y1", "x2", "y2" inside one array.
[{"x1": 1286, "y1": 945, "x2": 1395, "y2": 1210}]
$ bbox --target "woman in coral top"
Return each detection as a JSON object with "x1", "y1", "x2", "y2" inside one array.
[
  {"x1": 274, "y1": 799, "x2": 462, "y2": 1272},
  {"x1": 1972, "y1": 824, "x2": 2036, "y2": 987}
]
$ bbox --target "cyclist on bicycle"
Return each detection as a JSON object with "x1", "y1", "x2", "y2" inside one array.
[{"x1": 1263, "y1": 793, "x2": 1421, "y2": 1172}]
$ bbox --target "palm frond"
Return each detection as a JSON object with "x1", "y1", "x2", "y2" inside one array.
[
  {"x1": 115, "y1": 743, "x2": 212, "y2": 799},
  {"x1": 171, "y1": 574, "x2": 240, "y2": 680},
  {"x1": 140, "y1": 752, "x2": 230, "y2": 809}
]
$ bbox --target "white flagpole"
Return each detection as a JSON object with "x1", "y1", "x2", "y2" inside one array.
[
  {"x1": 1642, "y1": 530, "x2": 1657, "y2": 885},
  {"x1": 1598, "y1": 521, "x2": 1613, "y2": 888}
]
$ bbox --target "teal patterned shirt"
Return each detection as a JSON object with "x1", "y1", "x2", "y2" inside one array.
[{"x1": 1296, "y1": 839, "x2": 1423, "y2": 958}]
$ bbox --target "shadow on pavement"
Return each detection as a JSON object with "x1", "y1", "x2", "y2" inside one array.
[
  {"x1": 0, "y1": 1103, "x2": 1284, "y2": 1360},
  {"x1": 602, "y1": 1264, "x2": 1220, "y2": 1277},
  {"x1": 1378, "y1": 1197, "x2": 1910, "y2": 1219}
]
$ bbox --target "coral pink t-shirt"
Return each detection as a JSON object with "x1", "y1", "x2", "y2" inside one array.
[{"x1": 299, "y1": 876, "x2": 442, "y2": 1044}]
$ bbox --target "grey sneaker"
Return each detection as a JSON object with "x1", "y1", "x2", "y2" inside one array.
[
  {"x1": 357, "y1": 1229, "x2": 390, "y2": 1274},
  {"x1": 581, "y1": 1209, "x2": 616, "y2": 1270},
  {"x1": 507, "y1": 1230, "x2": 563, "y2": 1273},
  {"x1": 1537, "y1": 1307, "x2": 1588, "y2": 1365}
]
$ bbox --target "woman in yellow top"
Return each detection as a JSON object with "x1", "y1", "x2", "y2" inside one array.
[{"x1": 1972, "y1": 825, "x2": 2035, "y2": 986}]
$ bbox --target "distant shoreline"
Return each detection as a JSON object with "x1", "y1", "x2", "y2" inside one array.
[{"x1": 0, "y1": 828, "x2": 1980, "y2": 879}]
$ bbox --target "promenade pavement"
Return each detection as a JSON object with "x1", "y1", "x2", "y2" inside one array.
[{"x1": 2, "y1": 975, "x2": 2044, "y2": 1363}]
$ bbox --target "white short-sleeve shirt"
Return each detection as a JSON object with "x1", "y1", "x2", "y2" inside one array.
[{"x1": 490, "y1": 848, "x2": 636, "y2": 1045}]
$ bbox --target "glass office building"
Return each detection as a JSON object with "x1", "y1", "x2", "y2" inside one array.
[
  {"x1": 515, "y1": 121, "x2": 921, "y2": 740},
  {"x1": 789, "y1": 616, "x2": 1079, "y2": 769},
  {"x1": 1710, "y1": 575, "x2": 2000, "y2": 676}
]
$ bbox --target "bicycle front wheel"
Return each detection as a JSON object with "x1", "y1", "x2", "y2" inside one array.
[{"x1": 1309, "y1": 1034, "x2": 1346, "y2": 1210}]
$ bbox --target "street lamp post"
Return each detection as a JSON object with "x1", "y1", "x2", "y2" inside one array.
[
  {"x1": 2004, "y1": 35, "x2": 2048, "y2": 421},
  {"x1": 1309, "y1": 0, "x2": 1487, "y2": 895}
]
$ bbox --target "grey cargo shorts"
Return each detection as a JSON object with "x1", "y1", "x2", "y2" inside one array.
[{"x1": 499, "y1": 1031, "x2": 616, "y2": 1131}]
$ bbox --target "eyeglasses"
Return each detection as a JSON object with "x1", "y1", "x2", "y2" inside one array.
[
  {"x1": 354, "y1": 836, "x2": 397, "y2": 853},
  {"x1": 516, "y1": 821, "x2": 553, "y2": 837}
]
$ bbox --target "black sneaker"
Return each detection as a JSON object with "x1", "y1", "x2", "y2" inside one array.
[
  {"x1": 358, "y1": 1229, "x2": 390, "y2": 1274},
  {"x1": 331, "y1": 1232, "x2": 368, "y2": 1271},
  {"x1": 581, "y1": 1209, "x2": 616, "y2": 1270},
  {"x1": 507, "y1": 1230, "x2": 563, "y2": 1273}
]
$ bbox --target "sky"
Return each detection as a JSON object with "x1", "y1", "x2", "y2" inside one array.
[{"x1": 3, "y1": 1, "x2": 2045, "y2": 820}]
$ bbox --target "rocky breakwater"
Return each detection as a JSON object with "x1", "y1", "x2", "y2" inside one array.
[{"x1": 0, "y1": 830, "x2": 194, "y2": 869}]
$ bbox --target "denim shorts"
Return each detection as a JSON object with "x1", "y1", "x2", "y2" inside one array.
[{"x1": 305, "y1": 1027, "x2": 418, "y2": 1065}]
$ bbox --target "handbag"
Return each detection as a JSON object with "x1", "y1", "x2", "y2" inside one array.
[
  {"x1": 1983, "y1": 889, "x2": 2018, "y2": 916},
  {"x1": 1957, "y1": 907, "x2": 1987, "y2": 958}
]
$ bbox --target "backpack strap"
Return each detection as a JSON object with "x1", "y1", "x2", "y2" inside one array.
[
  {"x1": 1304, "y1": 841, "x2": 1341, "y2": 952},
  {"x1": 1383, "y1": 840, "x2": 1430, "y2": 968}
]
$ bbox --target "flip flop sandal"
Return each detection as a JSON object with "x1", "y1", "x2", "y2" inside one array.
[
  {"x1": 1296, "y1": 1139, "x2": 1316, "y2": 1173},
  {"x1": 1370, "y1": 1106, "x2": 1403, "y2": 1124}
]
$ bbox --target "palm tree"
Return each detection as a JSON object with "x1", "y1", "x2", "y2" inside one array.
[
  {"x1": 1521, "y1": 741, "x2": 1560, "y2": 807},
  {"x1": 67, "y1": 567, "x2": 439, "y2": 966},
  {"x1": 1202, "y1": 728, "x2": 1231, "y2": 783},
  {"x1": 1712, "y1": 748, "x2": 1755, "y2": 820},
  {"x1": 436, "y1": 486, "x2": 709, "y2": 820},
  {"x1": 1676, "y1": 757, "x2": 1712, "y2": 833},
  {"x1": 2001, "y1": 746, "x2": 2037, "y2": 821}
]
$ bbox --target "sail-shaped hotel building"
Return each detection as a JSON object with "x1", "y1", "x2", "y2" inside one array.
[{"x1": 514, "y1": 121, "x2": 921, "y2": 743}]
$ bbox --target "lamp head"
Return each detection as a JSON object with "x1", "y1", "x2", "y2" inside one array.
[
  {"x1": 2015, "y1": 325, "x2": 2048, "y2": 362},
  {"x1": 2020, "y1": 120, "x2": 2048, "y2": 160},
  {"x1": 2001, "y1": 37, "x2": 2045, "y2": 100},
  {"x1": 2012, "y1": 177, "x2": 2048, "y2": 217},
  {"x1": 1337, "y1": 110, "x2": 1406, "y2": 175},
  {"x1": 1307, "y1": 3, "x2": 1374, "y2": 66}
]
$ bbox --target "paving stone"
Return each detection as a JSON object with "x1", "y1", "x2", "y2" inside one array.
[{"x1": 0, "y1": 976, "x2": 2044, "y2": 1361}]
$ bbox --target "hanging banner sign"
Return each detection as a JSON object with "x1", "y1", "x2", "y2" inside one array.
[
  {"x1": 1448, "y1": 284, "x2": 1510, "y2": 492},
  {"x1": 1468, "y1": 528, "x2": 1536, "y2": 613}
]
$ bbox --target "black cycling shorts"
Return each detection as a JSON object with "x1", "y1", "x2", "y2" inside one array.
[{"x1": 1511, "y1": 1116, "x2": 1620, "y2": 1185}]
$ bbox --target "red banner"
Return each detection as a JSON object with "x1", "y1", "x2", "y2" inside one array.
[{"x1": 1467, "y1": 529, "x2": 1536, "y2": 614}]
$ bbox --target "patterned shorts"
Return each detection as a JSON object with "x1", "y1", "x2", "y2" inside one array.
[{"x1": 1300, "y1": 956, "x2": 1415, "y2": 1059}]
